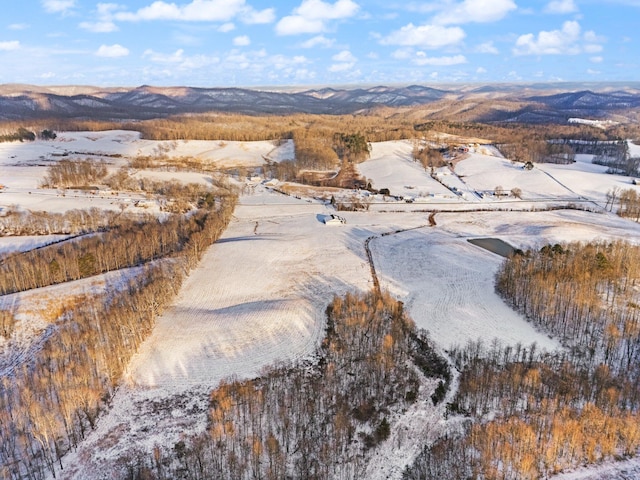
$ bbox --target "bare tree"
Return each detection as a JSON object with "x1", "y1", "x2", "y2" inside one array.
[{"x1": 510, "y1": 187, "x2": 522, "y2": 199}]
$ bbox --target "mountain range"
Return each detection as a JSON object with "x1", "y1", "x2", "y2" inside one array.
[{"x1": 2, "y1": 83, "x2": 640, "y2": 123}]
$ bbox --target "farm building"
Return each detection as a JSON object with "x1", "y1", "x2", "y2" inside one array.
[{"x1": 324, "y1": 214, "x2": 346, "y2": 225}]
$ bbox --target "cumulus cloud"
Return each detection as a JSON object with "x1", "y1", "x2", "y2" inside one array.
[
  {"x1": 42, "y1": 0, "x2": 76, "y2": 13},
  {"x1": 513, "y1": 21, "x2": 604, "y2": 55},
  {"x1": 276, "y1": 0, "x2": 359, "y2": 35},
  {"x1": 329, "y1": 49, "x2": 356, "y2": 71},
  {"x1": 332, "y1": 50, "x2": 356, "y2": 62},
  {"x1": 218, "y1": 23, "x2": 236, "y2": 32},
  {"x1": 380, "y1": 23, "x2": 465, "y2": 49},
  {"x1": 96, "y1": 44, "x2": 129, "y2": 57},
  {"x1": 413, "y1": 53, "x2": 467, "y2": 66},
  {"x1": 115, "y1": 0, "x2": 274, "y2": 24},
  {"x1": 276, "y1": 16, "x2": 324, "y2": 35},
  {"x1": 476, "y1": 41, "x2": 499, "y2": 54},
  {"x1": 8, "y1": 24, "x2": 29, "y2": 31},
  {"x1": 590, "y1": 56, "x2": 603, "y2": 63},
  {"x1": 433, "y1": 0, "x2": 516, "y2": 25},
  {"x1": 300, "y1": 35, "x2": 335, "y2": 48},
  {"x1": 241, "y1": 7, "x2": 276, "y2": 24},
  {"x1": 80, "y1": 4, "x2": 122, "y2": 33},
  {"x1": 233, "y1": 35, "x2": 251, "y2": 46},
  {"x1": 544, "y1": 0, "x2": 578, "y2": 14},
  {"x1": 582, "y1": 30, "x2": 605, "y2": 53}
]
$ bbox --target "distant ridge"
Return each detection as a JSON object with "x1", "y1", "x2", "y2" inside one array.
[{"x1": 1, "y1": 83, "x2": 640, "y2": 122}]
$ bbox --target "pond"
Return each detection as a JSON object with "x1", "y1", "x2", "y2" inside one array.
[{"x1": 467, "y1": 237, "x2": 516, "y2": 258}]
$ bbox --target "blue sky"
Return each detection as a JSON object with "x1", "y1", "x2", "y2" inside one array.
[{"x1": 0, "y1": 0, "x2": 638, "y2": 87}]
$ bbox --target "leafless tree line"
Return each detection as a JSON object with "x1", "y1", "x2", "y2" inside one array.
[
  {"x1": 40, "y1": 159, "x2": 108, "y2": 189},
  {"x1": 0, "y1": 194, "x2": 236, "y2": 479},
  {"x1": 0, "y1": 195, "x2": 234, "y2": 296},
  {"x1": 0, "y1": 208, "x2": 122, "y2": 236},
  {"x1": 406, "y1": 240, "x2": 640, "y2": 479},
  {"x1": 605, "y1": 187, "x2": 640, "y2": 221},
  {"x1": 112, "y1": 292, "x2": 450, "y2": 480}
]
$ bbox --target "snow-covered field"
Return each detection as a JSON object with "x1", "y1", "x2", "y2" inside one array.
[
  {"x1": 0, "y1": 131, "x2": 292, "y2": 214},
  {"x1": 2, "y1": 131, "x2": 640, "y2": 478},
  {"x1": 360, "y1": 141, "x2": 454, "y2": 199}
]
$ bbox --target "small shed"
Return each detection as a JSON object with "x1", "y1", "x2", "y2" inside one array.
[{"x1": 324, "y1": 214, "x2": 346, "y2": 225}]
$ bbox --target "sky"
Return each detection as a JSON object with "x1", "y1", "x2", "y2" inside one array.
[{"x1": 0, "y1": 0, "x2": 638, "y2": 87}]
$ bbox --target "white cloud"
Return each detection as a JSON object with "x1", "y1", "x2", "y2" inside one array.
[
  {"x1": 241, "y1": 7, "x2": 276, "y2": 24},
  {"x1": 8, "y1": 24, "x2": 29, "y2": 31},
  {"x1": 295, "y1": 0, "x2": 359, "y2": 19},
  {"x1": 584, "y1": 30, "x2": 606, "y2": 43},
  {"x1": 233, "y1": 35, "x2": 251, "y2": 46},
  {"x1": 380, "y1": 23, "x2": 465, "y2": 49},
  {"x1": 587, "y1": 68, "x2": 600, "y2": 75},
  {"x1": 276, "y1": 0, "x2": 359, "y2": 35},
  {"x1": 328, "y1": 62, "x2": 353, "y2": 72},
  {"x1": 476, "y1": 41, "x2": 499, "y2": 54},
  {"x1": 433, "y1": 0, "x2": 516, "y2": 25},
  {"x1": 391, "y1": 48, "x2": 412, "y2": 60},
  {"x1": 590, "y1": 56, "x2": 603, "y2": 63},
  {"x1": 115, "y1": 0, "x2": 274, "y2": 23},
  {"x1": 332, "y1": 50, "x2": 356, "y2": 62},
  {"x1": 218, "y1": 23, "x2": 236, "y2": 32},
  {"x1": 300, "y1": 35, "x2": 335, "y2": 48},
  {"x1": 79, "y1": 21, "x2": 118, "y2": 32},
  {"x1": 476, "y1": 66, "x2": 487, "y2": 73},
  {"x1": 143, "y1": 49, "x2": 221, "y2": 72},
  {"x1": 268, "y1": 53, "x2": 309, "y2": 68},
  {"x1": 96, "y1": 44, "x2": 129, "y2": 57},
  {"x1": 80, "y1": 4, "x2": 122, "y2": 33},
  {"x1": 0, "y1": 41, "x2": 20, "y2": 51},
  {"x1": 413, "y1": 53, "x2": 467, "y2": 66},
  {"x1": 544, "y1": 0, "x2": 578, "y2": 14},
  {"x1": 143, "y1": 49, "x2": 185, "y2": 63},
  {"x1": 276, "y1": 16, "x2": 325, "y2": 35},
  {"x1": 513, "y1": 21, "x2": 604, "y2": 55},
  {"x1": 507, "y1": 70, "x2": 522, "y2": 80},
  {"x1": 42, "y1": 0, "x2": 76, "y2": 13},
  {"x1": 329, "y1": 49, "x2": 356, "y2": 72}
]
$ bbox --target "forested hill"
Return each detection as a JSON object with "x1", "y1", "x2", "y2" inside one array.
[
  {"x1": 0, "y1": 84, "x2": 448, "y2": 120},
  {"x1": 1, "y1": 82, "x2": 640, "y2": 122}
]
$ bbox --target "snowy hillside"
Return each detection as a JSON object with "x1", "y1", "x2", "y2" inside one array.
[{"x1": 2, "y1": 131, "x2": 640, "y2": 479}]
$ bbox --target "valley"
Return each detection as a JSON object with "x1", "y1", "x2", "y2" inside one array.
[{"x1": 1, "y1": 110, "x2": 640, "y2": 478}]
